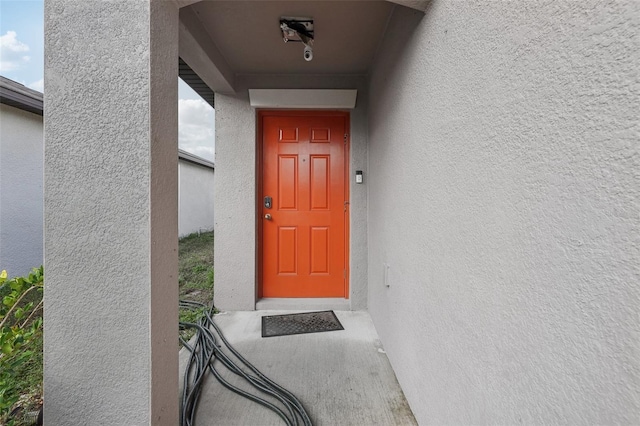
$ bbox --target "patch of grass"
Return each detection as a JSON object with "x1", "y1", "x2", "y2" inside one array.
[
  {"x1": 13, "y1": 329, "x2": 43, "y2": 394},
  {"x1": 178, "y1": 231, "x2": 214, "y2": 305},
  {"x1": 178, "y1": 231, "x2": 215, "y2": 343},
  {"x1": 0, "y1": 268, "x2": 43, "y2": 426},
  {"x1": 7, "y1": 331, "x2": 43, "y2": 426}
]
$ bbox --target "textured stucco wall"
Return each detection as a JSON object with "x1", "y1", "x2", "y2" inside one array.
[
  {"x1": 215, "y1": 74, "x2": 368, "y2": 310},
  {"x1": 0, "y1": 104, "x2": 43, "y2": 277},
  {"x1": 44, "y1": 1, "x2": 179, "y2": 424},
  {"x1": 178, "y1": 159, "x2": 215, "y2": 237},
  {"x1": 368, "y1": 2, "x2": 639, "y2": 424}
]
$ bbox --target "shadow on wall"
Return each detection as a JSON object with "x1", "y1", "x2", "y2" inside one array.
[{"x1": 368, "y1": 4, "x2": 425, "y2": 127}]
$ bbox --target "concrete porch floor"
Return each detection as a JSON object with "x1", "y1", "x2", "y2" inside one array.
[{"x1": 179, "y1": 310, "x2": 417, "y2": 425}]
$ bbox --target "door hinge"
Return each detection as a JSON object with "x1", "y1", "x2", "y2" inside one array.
[
  {"x1": 344, "y1": 200, "x2": 350, "y2": 212},
  {"x1": 344, "y1": 134, "x2": 348, "y2": 144}
]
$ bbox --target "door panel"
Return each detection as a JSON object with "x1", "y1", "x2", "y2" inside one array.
[
  {"x1": 310, "y1": 156, "x2": 329, "y2": 210},
  {"x1": 278, "y1": 156, "x2": 298, "y2": 209},
  {"x1": 278, "y1": 227, "x2": 297, "y2": 274},
  {"x1": 310, "y1": 227, "x2": 329, "y2": 274},
  {"x1": 261, "y1": 112, "x2": 348, "y2": 298}
]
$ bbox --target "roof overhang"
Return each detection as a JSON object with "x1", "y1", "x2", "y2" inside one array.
[
  {"x1": 0, "y1": 76, "x2": 43, "y2": 116},
  {"x1": 177, "y1": 1, "x2": 427, "y2": 95},
  {"x1": 179, "y1": 149, "x2": 215, "y2": 169},
  {"x1": 179, "y1": 58, "x2": 215, "y2": 107}
]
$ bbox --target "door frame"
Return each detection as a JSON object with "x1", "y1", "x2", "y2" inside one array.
[{"x1": 256, "y1": 110, "x2": 350, "y2": 299}]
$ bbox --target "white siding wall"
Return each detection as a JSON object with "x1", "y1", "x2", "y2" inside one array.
[
  {"x1": 368, "y1": 2, "x2": 639, "y2": 424},
  {"x1": 0, "y1": 105, "x2": 215, "y2": 277},
  {"x1": 179, "y1": 158, "x2": 214, "y2": 237},
  {"x1": 0, "y1": 104, "x2": 44, "y2": 277}
]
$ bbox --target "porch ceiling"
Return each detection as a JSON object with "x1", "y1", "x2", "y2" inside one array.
[{"x1": 188, "y1": 1, "x2": 395, "y2": 75}]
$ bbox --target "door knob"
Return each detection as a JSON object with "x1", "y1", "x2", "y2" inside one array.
[{"x1": 264, "y1": 214, "x2": 272, "y2": 220}]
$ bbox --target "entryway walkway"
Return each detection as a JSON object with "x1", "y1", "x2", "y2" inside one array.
[{"x1": 179, "y1": 310, "x2": 416, "y2": 425}]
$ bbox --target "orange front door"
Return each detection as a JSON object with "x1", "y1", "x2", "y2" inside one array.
[{"x1": 260, "y1": 111, "x2": 349, "y2": 298}]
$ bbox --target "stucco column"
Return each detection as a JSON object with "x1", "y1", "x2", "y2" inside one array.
[{"x1": 44, "y1": 1, "x2": 178, "y2": 424}]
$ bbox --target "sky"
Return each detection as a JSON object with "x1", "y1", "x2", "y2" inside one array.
[{"x1": 0, "y1": 0, "x2": 215, "y2": 162}]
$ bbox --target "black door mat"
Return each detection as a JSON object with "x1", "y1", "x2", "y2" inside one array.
[{"x1": 261, "y1": 311, "x2": 344, "y2": 338}]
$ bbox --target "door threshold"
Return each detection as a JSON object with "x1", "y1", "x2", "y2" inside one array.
[{"x1": 256, "y1": 298, "x2": 350, "y2": 311}]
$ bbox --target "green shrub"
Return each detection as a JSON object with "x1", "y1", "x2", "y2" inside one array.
[{"x1": 0, "y1": 267, "x2": 44, "y2": 418}]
